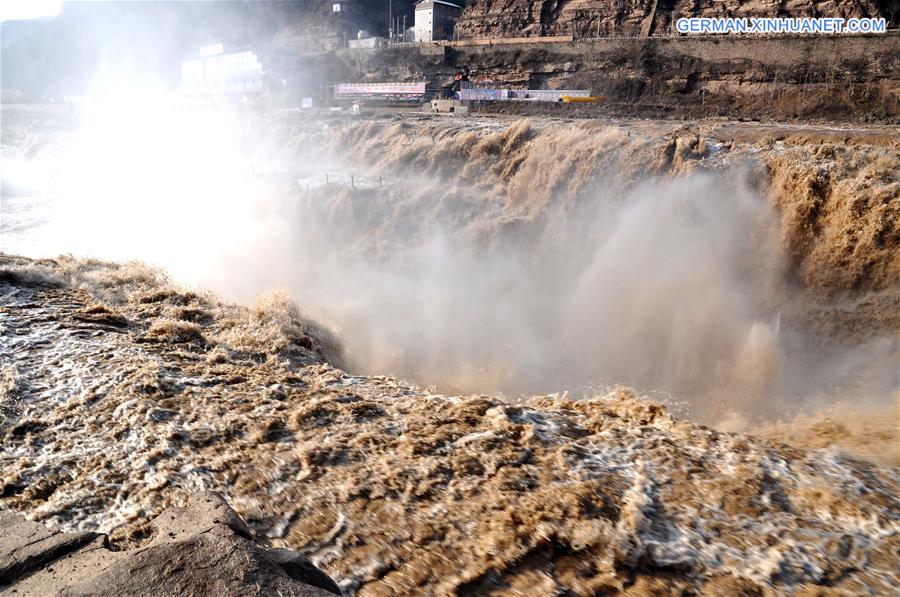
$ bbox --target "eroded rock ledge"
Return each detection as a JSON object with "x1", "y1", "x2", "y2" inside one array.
[{"x1": 0, "y1": 492, "x2": 340, "y2": 596}]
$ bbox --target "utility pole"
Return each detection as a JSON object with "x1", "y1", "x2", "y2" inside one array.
[{"x1": 389, "y1": 0, "x2": 393, "y2": 43}]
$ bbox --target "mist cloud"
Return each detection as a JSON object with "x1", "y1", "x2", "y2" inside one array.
[{"x1": 3, "y1": 103, "x2": 896, "y2": 427}]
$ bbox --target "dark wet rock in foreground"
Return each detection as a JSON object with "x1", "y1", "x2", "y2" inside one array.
[{"x1": 0, "y1": 492, "x2": 340, "y2": 596}]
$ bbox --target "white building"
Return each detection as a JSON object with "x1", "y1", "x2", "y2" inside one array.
[
  {"x1": 181, "y1": 42, "x2": 264, "y2": 96},
  {"x1": 414, "y1": 0, "x2": 462, "y2": 42}
]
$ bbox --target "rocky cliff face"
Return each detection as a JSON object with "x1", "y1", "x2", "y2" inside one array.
[
  {"x1": 329, "y1": 33, "x2": 899, "y2": 121},
  {"x1": 455, "y1": 0, "x2": 889, "y2": 38}
]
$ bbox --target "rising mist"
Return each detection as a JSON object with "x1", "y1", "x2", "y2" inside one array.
[{"x1": 3, "y1": 102, "x2": 896, "y2": 427}]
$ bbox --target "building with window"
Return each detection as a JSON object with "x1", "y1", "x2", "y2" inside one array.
[
  {"x1": 181, "y1": 42, "x2": 264, "y2": 97},
  {"x1": 414, "y1": 0, "x2": 462, "y2": 42}
]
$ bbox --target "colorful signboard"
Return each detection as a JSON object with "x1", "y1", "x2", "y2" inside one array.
[{"x1": 335, "y1": 82, "x2": 427, "y2": 96}]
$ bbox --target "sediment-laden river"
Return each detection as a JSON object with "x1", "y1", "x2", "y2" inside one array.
[{"x1": 1, "y1": 106, "x2": 898, "y2": 594}]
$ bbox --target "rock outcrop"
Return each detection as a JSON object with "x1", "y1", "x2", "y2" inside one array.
[
  {"x1": 455, "y1": 0, "x2": 890, "y2": 39},
  {"x1": 329, "y1": 33, "x2": 900, "y2": 121},
  {"x1": 0, "y1": 492, "x2": 340, "y2": 596}
]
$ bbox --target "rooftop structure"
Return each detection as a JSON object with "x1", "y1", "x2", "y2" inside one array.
[{"x1": 414, "y1": 0, "x2": 462, "y2": 42}]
